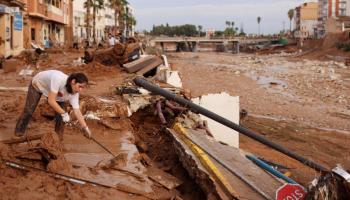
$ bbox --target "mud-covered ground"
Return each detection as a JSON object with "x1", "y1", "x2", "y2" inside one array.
[
  {"x1": 0, "y1": 50, "x2": 205, "y2": 199},
  {"x1": 1, "y1": 48, "x2": 349, "y2": 198},
  {"x1": 169, "y1": 52, "x2": 350, "y2": 185}
]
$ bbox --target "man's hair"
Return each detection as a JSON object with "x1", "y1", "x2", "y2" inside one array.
[{"x1": 66, "y1": 73, "x2": 88, "y2": 94}]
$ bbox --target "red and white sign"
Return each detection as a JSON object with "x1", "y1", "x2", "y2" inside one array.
[{"x1": 276, "y1": 184, "x2": 306, "y2": 200}]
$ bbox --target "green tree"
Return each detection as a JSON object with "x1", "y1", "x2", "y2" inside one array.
[
  {"x1": 224, "y1": 27, "x2": 235, "y2": 38},
  {"x1": 151, "y1": 24, "x2": 198, "y2": 37},
  {"x1": 288, "y1": 9, "x2": 294, "y2": 31},
  {"x1": 257, "y1": 16, "x2": 261, "y2": 35}
]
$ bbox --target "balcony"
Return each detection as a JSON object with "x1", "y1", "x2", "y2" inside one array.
[{"x1": 47, "y1": 4, "x2": 63, "y2": 16}]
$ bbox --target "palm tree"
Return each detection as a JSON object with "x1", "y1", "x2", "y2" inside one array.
[
  {"x1": 197, "y1": 25, "x2": 203, "y2": 37},
  {"x1": 108, "y1": 0, "x2": 128, "y2": 35},
  {"x1": 85, "y1": 0, "x2": 92, "y2": 40},
  {"x1": 92, "y1": 0, "x2": 104, "y2": 44},
  {"x1": 257, "y1": 16, "x2": 261, "y2": 35},
  {"x1": 225, "y1": 21, "x2": 230, "y2": 28},
  {"x1": 288, "y1": 9, "x2": 294, "y2": 31},
  {"x1": 124, "y1": 14, "x2": 136, "y2": 36}
]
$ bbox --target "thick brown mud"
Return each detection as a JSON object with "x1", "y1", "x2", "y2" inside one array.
[{"x1": 130, "y1": 106, "x2": 207, "y2": 200}]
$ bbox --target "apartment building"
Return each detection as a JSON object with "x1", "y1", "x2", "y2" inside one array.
[
  {"x1": 104, "y1": 4, "x2": 117, "y2": 36},
  {"x1": 318, "y1": 0, "x2": 350, "y2": 37},
  {"x1": 24, "y1": 0, "x2": 73, "y2": 48},
  {"x1": 0, "y1": 0, "x2": 25, "y2": 57},
  {"x1": 124, "y1": 5, "x2": 134, "y2": 37},
  {"x1": 294, "y1": 2, "x2": 319, "y2": 38}
]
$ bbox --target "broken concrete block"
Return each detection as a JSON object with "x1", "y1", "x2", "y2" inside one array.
[{"x1": 2, "y1": 59, "x2": 18, "y2": 73}]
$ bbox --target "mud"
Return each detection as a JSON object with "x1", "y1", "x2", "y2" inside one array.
[
  {"x1": 130, "y1": 107, "x2": 207, "y2": 200},
  {"x1": 169, "y1": 52, "x2": 350, "y2": 187},
  {"x1": 0, "y1": 49, "x2": 207, "y2": 199},
  {"x1": 240, "y1": 115, "x2": 350, "y2": 185}
]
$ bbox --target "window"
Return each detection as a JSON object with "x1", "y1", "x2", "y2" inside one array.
[{"x1": 31, "y1": 28, "x2": 36, "y2": 41}]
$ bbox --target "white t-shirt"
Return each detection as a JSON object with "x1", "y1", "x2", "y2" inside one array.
[
  {"x1": 108, "y1": 37, "x2": 116, "y2": 46},
  {"x1": 32, "y1": 70, "x2": 80, "y2": 109}
]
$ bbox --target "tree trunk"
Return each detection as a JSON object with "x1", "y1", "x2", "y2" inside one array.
[
  {"x1": 114, "y1": 8, "x2": 118, "y2": 35},
  {"x1": 93, "y1": 1, "x2": 96, "y2": 44},
  {"x1": 86, "y1": 0, "x2": 91, "y2": 40}
]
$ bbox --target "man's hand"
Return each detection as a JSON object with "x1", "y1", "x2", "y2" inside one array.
[
  {"x1": 82, "y1": 126, "x2": 92, "y2": 139},
  {"x1": 61, "y1": 112, "x2": 70, "y2": 123}
]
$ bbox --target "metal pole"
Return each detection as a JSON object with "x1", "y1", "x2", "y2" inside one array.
[
  {"x1": 91, "y1": 137, "x2": 117, "y2": 158},
  {"x1": 246, "y1": 155, "x2": 299, "y2": 185},
  {"x1": 134, "y1": 77, "x2": 328, "y2": 172}
]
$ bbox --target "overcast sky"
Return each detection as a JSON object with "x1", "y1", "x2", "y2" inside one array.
[{"x1": 127, "y1": 0, "x2": 317, "y2": 34}]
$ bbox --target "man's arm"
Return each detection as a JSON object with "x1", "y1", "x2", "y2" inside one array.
[
  {"x1": 73, "y1": 109, "x2": 92, "y2": 138},
  {"x1": 73, "y1": 109, "x2": 87, "y2": 128},
  {"x1": 48, "y1": 92, "x2": 65, "y2": 114}
]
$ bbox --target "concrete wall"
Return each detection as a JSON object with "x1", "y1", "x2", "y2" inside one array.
[
  {"x1": 326, "y1": 17, "x2": 342, "y2": 33},
  {"x1": 0, "y1": 12, "x2": 24, "y2": 58},
  {"x1": 29, "y1": 18, "x2": 43, "y2": 44},
  {"x1": 300, "y1": 2, "x2": 318, "y2": 20},
  {"x1": 192, "y1": 93, "x2": 240, "y2": 148},
  {"x1": 299, "y1": 19, "x2": 318, "y2": 37}
]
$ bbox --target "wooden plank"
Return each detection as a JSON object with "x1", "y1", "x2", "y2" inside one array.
[
  {"x1": 186, "y1": 128, "x2": 282, "y2": 197},
  {"x1": 123, "y1": 56, "x2": 157, "y2": 73},
  {"x1": 136, "y1": 57, "x2": 163, "y2": 75}
]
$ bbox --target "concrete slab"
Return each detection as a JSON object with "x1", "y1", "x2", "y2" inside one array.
[{"x1": 192, "y1": 92, "x2": 240, "y2": 148}]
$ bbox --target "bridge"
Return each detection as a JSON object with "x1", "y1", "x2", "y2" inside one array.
[{"x1": 149, "y1": 37, "x2": 279, "y2": 53}]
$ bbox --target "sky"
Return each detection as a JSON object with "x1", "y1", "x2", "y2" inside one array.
[{"x1": 127, "y1": 0, "x2": 317, "y2": 34}]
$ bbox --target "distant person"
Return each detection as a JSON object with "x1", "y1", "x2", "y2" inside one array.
[
  {"x1": 73, "y1": 36, "x2": 79, "y2": 49},
  {"x1": 108, "y1": 34, "x2": 116, "y2": 47},
  {"x1": 15, "y1": 70, "x2": 92, "y2": 139},
  {"x1": 44, "y1": 37, "x2": 50, "y2": 48},
  {"x1": 118, "y1": 33, "x2": 125, "y2": 44}
]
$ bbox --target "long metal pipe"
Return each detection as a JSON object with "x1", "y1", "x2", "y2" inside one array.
[
  {"x1": 246, "y1": 155, "x2": 299, "y2": 185},
  {"x1": 134, "y1": 77, "x2": 328, "y2": 172}
]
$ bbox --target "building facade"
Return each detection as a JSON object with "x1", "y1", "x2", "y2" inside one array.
[
  {"x1": 24, "y1": 0, "x2": 73, "y2": 48},
  {"x1": 73, "y1": 0, "x2": 116, "y2": 45},
  {"x1": 294, "y1": 2, "x2": 319, "y2": 38},
  {"x1": 124, "y1": 5, "x2": 134, "y2": 37},
  {"x1": 318, "y1": 0, "x2": 350, "y2": 37},
  {"x1": 0, "y1": 0, "x2": 25, "y2": 57}
]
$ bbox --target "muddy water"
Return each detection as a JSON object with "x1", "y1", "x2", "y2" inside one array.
[
  {"x1": 60, "y1": 120, "x2": 154, "y2": 194},
  {"x1": 241, "y1": 115, "x2": 350, "y2": 185}
]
